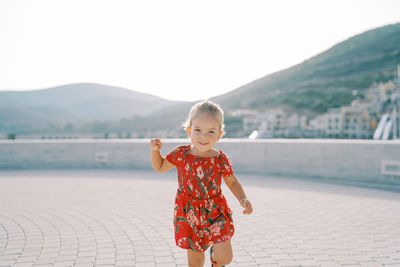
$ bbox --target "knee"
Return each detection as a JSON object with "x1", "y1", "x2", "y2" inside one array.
[
  {"x1": 213, "y1": 251, "x2": 233, "y2": 266},
  {"x1": 188, "y1": 254, "x2": 205, "y2": 267},
  {"x1": 188, "y1": 258, "x2": 204, "y2": 267}
]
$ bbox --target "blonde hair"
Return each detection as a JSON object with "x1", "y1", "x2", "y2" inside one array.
[{"x1": 183, "y1": 100, "x2": 225, "y2": 133}]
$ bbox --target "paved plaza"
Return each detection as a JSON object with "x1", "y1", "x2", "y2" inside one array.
[{"x1": 0, "y1": 170, "x2": 400, "y2": 267}]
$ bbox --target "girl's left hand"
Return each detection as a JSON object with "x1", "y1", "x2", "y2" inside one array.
[{"x1": 240, "y1": 199, "x2": 253, "y2": 214}]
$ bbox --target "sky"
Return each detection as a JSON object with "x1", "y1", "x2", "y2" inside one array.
[{"x1": 0, "y1": 0, "x2": 399, "y2": 102}]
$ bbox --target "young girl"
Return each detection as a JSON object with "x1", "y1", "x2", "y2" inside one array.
[{"x1": 150, "y1": 100, "x2": 253, "y2": 267}]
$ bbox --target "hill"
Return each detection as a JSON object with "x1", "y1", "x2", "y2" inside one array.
[
  {"x1": 213, "y1": 23, "x2": 400, "y2": 114},
  {"x1": 0, "y1": 83, "x2": 180, "y2": 133}
]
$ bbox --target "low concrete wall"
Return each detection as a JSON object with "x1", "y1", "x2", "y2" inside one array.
[{"x1": 1, "y1": 139, "x2": 400, "y2": 187}]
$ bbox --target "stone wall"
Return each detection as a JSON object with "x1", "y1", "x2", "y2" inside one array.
[{"x1": 1, "y1": 139, "x2": 399, "y2": 187}]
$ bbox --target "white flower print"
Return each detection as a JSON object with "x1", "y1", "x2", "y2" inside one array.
[
  {"x1": 205, "y1": 199, "x2": 214, "y2": 211},
  {"x1": 197, "y1": 166, "x2": 204, "y2": 179},
  {"x1": 187, "y1": 210, "x2": 199, "y2": 226},
  {"x1": 210, "y1": 221, "x2": 223, "y2": 236}
]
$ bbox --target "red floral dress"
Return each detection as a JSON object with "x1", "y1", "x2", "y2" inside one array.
[{"x1": 166, "y1": 145, "x2": 235, "y2": 252}]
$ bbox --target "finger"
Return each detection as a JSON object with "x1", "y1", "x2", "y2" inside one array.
[{"x1": 243, "y1": 205, "x2": 252, "y2": 214}]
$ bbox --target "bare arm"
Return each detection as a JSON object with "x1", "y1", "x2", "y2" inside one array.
[
  {"x1": 150, "y1": 138, "x2": 175, "y2": 173},
  {"x1": 223, "y1": 174, "x2": 253, "y2": 214}
]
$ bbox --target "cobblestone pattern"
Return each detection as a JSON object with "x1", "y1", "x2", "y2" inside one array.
[{"x1": 0, "y1": 170, "x2": 400, "y2": 267}]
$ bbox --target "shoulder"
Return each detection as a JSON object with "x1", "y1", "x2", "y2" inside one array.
[
  {"x1": 216, "y1": 149, "x2": 234, "y2": 175},
  {"x1": 216, "y1": 149, "x2": 231, "y2": 164},
  {"x1": 174, "y1": 144, "x2": 190, "y2": 154},
  {"x1": 216, "y1": 149, "x2": 228, "y2": 159},
  {"x1": 169, "y1": 144, "x2": 188, "y2": 151},
  {"x1": 166, "y1": 144, "x2": 190, "y2": 164}
]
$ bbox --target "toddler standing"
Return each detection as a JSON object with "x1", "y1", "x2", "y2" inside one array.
[{"x1": 150, "y1": 100, "x2": 253, "y2": 267}]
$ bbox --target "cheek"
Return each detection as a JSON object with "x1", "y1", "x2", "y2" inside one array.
[{"x1": 210, "y1": 134, "x2": 219, "y2": 140}]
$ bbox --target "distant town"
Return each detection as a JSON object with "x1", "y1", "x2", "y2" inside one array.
[{"x1": 234, "y1": 78, "x2": 399, "y2": 140}]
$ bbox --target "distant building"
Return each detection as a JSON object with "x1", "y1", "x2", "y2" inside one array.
[
  {"x1": 342, "y1": 110, "x2": 371, "y2": 139},
  {"x1": 229, "y1": 81, "x2": 397, "y2": 139},
  {"x1": 309, "y1": 81, "x2": 396, "y2": 139}
]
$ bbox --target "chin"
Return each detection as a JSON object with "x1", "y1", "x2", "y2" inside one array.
[
  {"x1": 196, "y1": 145, "x2": 211, "y2": 152},
  {"x1": 196, "y1": 147, "x2": 209, "y2": 152}
]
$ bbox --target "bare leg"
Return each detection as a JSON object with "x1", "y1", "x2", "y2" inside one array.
[
  {"x1": 211, "y1": 240, "x2": 233, "y2": 266},
  {"x1": 187, "y1": 249, "x2": 205, "y2": 267}
]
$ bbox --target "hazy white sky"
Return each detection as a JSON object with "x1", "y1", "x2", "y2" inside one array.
[{"x1": 0, "y1": 0, "x2": 399, "y2": 101}]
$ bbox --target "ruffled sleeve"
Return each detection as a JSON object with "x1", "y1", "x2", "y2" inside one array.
[
  {"x1": 219, "y1": 152, "x2": 234, "y2": 177},
  {"x1": 166, "y1": 145, "x2": 185, "y2": 166}
]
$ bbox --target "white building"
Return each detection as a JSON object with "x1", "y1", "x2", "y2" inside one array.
[{"x1": 310, "y1": 81, "x2": 396, "y2": 139}]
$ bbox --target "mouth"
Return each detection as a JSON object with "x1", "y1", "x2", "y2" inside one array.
[{"x1": 199, "y1": 142, "x2": 208, "y2": 146}]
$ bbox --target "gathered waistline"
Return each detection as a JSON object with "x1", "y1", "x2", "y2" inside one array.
[{"x1": 177, "y1": 189, "x2": 221, "y2": 200}]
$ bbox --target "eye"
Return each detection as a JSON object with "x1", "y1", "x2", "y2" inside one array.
[
  {"x1": 194, "y1": 129, "x2": 201, "y2": 132},
  {"x1": 209, "y1": 130, "x2": 215, "y2": 134}
]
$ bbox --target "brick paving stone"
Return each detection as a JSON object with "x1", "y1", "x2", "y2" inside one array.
[
  {"x1": 115, "y1": 260, "x2": 136, "y2": 267},
  {"x1": 155, "y1": 263, "x2": 176, "y2": 267},
  {"x1": 289, "y1": 253, "x2": 314, "y2": 260},
  {"x1": 12, "y1": 264, "x2": 36, "y2": 267},
  {"x1": 155, "y1": 256, "x2": 175, "y2": 263},
  {"x1": 277, "y1": 259, "x2": 302, "y2": 266},
  {"x1": 53, "y1": 263, "x2": 74, "y2": 267},
  {"x1": 270, "y1": 254, "x2": 293, "y2": 261},
  {"x1": 73, "y1": 263, "x2": 94, "y2": 267},
  {"x1": 249, "y1": 251, "x2": 269, "y2": 258},
  {"x1": 358, "y1": 262, "x2": 385, "y2": 267},
  {"x1": 377, "y1": 258, "x2": 400, "y2": 265},
  {"x1": 254, "y1": 257, "x2": 275, "y2": 264},
  {"x1": 1, "y1": 170, "x2": 400, "y2": 267},
  {"x1": 135, "y1": 262, "x2": 156, "y2": 267},
  {"x1": 14, "y1": 256, "x2": 37, "y2": 263},
  {"x1": 174, "y1": 257, "x2": 187, "y2": 265},
  {"x1": 292, "y1": 259, "x2": 320, "y2": 266},
  {"x1": 0, "y1": 261, "x2": 14, "y2": 266},
  {"x1": 318, "y1": 262, "x2": 342, "y2": 267},
  {"x1": 115, "y1": 255, "x2": 135, "y2": 261},
  {"x1": 0, "y1": 255, "x2": 18, "y2": 261}
]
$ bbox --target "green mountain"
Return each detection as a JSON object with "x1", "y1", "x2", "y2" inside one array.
[
  {"x1": 213, "y1": 22, "x2": 400, "y2": 114},
  {"x1": 0, "y1": 83, "x2": 180, "y2": 134}
]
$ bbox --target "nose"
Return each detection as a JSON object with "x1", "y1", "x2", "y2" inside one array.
[{"x1": 199, "y1": 132, "x2": 208, "y2": 139}]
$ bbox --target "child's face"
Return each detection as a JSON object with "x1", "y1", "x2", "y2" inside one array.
[{"x1": 187, "y1": 113, "x2": 222, "y2": 155}]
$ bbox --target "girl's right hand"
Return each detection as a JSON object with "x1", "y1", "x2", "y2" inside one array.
[{"x1": 150, "y1": 138, "x2": 162, "y2": 151}]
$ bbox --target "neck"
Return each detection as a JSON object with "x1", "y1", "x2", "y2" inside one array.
[{"x1": 190, "y1": 145, "x2": 217, "y2": 157}]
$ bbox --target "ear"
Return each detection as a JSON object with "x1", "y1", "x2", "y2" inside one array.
[
  {"x1": 217, "y1": 131, "x2": 223, "y2": 140},
  {"x1": 186, "y1": 126, "x2": 191, "y2": 137}
]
